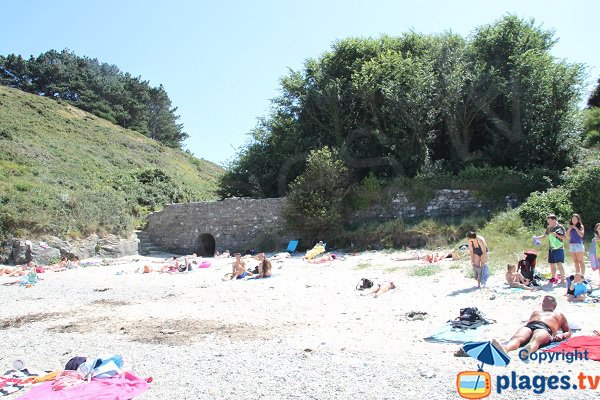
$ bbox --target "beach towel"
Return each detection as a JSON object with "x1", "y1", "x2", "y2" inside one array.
[
  {"x1": 424, "y1": 323, "x2": 487, "y2": 344},
  {"x1": 0, "y1": 369, "x2": 47, "y2": 397},
  {"x1": 544, "y1": 336, "x2": 600, "y2": 361},
  {"x1": 305, "y1": 245, "x2": 325, "y2": 260},
  {"x1": 590, "y1": 240, "x2": 600, "y2": 271},
  {"x1": 16, "y1": 372, "x2": 149, "y2": 399},
  {"x1": 492, "y1": 285, "x2": 525, "y2": 294}
]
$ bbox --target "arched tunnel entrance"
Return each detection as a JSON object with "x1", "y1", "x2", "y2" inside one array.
[{"x1": 196, "y1": 233, "x2": 216, "y2": 257}]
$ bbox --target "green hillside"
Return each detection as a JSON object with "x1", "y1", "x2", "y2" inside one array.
[{"x1": 0, "y1": 85, "x2": 222, "y2": 239}]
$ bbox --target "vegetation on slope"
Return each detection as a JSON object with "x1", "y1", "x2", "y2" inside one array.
[{"x1": 0, "y1": 86, "x2": 222, "y2": 239}]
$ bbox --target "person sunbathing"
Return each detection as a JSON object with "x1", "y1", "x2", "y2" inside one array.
[
  {"x1": 246, "y1": 253, "x2": 272, "y2": 279},
  {"x1": 498, "y1": 295, "x2": 571, "y2": 356},
  {"x1": 308, "y1": 253, "x2": 337, "y2": 264},
  {"x1": 0, "y1": 266, "x2": 27, "y2": 277},
  {"x1": 505, "y1": 264, "x2": 535, "y2": 290},
  {"x1": 223, "y1": 253, "x2": 247, "y2": 280},
  {"x1": 360, "y1": 281, "x2": 396, "y2": 298},
  {"x1": 568, "y1": 273, "x2": 587, "y2": 302}
]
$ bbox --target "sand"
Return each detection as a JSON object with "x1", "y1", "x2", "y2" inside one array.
[{"x1": 1, "y1": 251, "x2": 599, "y2": 399}]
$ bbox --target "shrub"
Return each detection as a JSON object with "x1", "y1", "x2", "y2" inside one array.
[
  {"x1": 285, "y1": 147, "x2": 350, "y2": 238},
  {"x1": 583, "y1": 108, "x2": 600, "y2": 148},
  {"x1": 562, "y1": 165, "x2": 600, "y2": 227},
  {"x1": 518, "y1": 188, "x2": 573, "y2": 227}
]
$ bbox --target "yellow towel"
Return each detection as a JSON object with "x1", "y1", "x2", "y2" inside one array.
[{"x1": 31, "y1": 371, "x2": 59, "y2": 384}]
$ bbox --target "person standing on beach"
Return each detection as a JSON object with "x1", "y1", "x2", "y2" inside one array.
[
  {"x1": 534, "y1": 214, "x2": 566, "y2": 285},
  {"x1": 466, "y1": 231, "x2": 489, "y2": 288},
  {"x1": 590, "y1": 223, "x2": 600, "y2": 285},
  {"x1": 567, "y1": 214, "x2": 585, "y2": 276}
]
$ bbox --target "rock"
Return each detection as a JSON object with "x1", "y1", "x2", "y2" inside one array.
[
  {"x1": 30, "y1": 242, "x2": 61, "y2": 265},
  {"x1": 11, "y1": 239, "x2": 33, "y2": 264},
  {"x1": 96, "y1": 235, "x2": 138, "y2": 258}
]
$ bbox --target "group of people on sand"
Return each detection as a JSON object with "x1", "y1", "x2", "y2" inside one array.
[
  {"x1": 467, "y1": 213, "x2": 600, "y2": 292},
  {"x1": 222, "y1": 252, "x2": 272, "y2": 280},
  {"x1": 0, "y1": 256, "x2": 80, "y2": 277},
  {"x1": 532, "y1": 213, "x2": 600, "y2": 283}
]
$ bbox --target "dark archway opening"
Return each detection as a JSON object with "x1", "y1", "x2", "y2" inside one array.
[{"x1": 196, "y1": 233, "x2": 216, "y2": 257}]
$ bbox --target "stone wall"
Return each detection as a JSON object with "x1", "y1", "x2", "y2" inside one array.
[
  {"x1": 349, "y1": 189, "x2": 503, "y2": 225},
  {"x1": 144, "y1": 190, "x2": 509, "y2": 254},
  {"x1": 145, "y1": 197, "x2": 291, "y2": 255}
]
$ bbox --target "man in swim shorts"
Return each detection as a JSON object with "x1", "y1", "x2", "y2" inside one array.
[{"x1": 499, "y1": 295, "x2": 571, "y2": 356}]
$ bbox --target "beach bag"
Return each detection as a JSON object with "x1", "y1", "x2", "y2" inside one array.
[
  {"x1": 356, "y1": 278, "x2": 374, "y2": 291},
  {"x1": 450, "y1": 307, "x2": 491, "y2": 329}
]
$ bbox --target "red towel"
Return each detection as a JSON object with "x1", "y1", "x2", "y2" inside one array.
[{"x1": 544, "y1": 336, "x2": 600, "y2": 361}]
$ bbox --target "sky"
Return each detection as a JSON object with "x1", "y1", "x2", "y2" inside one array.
[{"x1": 1, "y1": 0, "x2": 598, "y2": 165}]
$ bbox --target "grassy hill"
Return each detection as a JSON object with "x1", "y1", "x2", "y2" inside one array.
[{"x1": 0, "y1": 86, "x2": 222, "y2": 239}]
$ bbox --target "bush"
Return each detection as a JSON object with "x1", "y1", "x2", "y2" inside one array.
[
  {"x1": 285, "y1": 147, "x2": 350, "y2": 238},
  {"x1": 347, "y1": 173, "x2": 384, "y2": 210},
  {"x1": 518, "y1": 188, "x2": 573, "y2": 227},
  {"x1": 563, "y1": 165, "x2": 600, "y2": 227},
  {"x1": 583, "y1": 108, "x2": 600, "y2": 148}
]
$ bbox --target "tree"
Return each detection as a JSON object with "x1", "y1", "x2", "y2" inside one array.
[
  {"x1": 219, "y1": 16, "x2": 584, "y2": 198},
  {"x1": 284, "y1": 147, "x2": 350, "y2": 238},
  {"x1": 588, "y1": 77, "x2": 600, "y2": 108},
  {"x1": 0, "y1": 49, "x2": 187, "y2": 148}
]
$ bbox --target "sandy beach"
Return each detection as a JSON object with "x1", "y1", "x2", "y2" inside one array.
[{"x1": 1, "y1": 251, "x2": 599, "y2": 399}]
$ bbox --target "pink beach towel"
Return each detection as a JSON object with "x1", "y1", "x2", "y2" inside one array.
[{"x1": 16, "y1": 372, "x2": 149, "y2": 400}]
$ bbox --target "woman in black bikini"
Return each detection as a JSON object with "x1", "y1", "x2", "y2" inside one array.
[{"x1": 467, "y1": 231, "x2": 489, "y2": 288}]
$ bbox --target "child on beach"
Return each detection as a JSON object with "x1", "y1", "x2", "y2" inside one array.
[
  {"x1": 505, "y1": 264, "x2": 536, "y2": 290},
  {"x1": 533, "y1": 214, "x2": 566, "y2": 285},
  {"x1": 567, "y1": 214, "x2": 585, "y2": 276},
  {"x1": 568, "y1": 273, "x2": 587, "y2": 302}
]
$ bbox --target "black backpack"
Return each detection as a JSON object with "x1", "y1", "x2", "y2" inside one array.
[
  {"x1": 356, "y1": 278, "x2": 374, "y2": 291},
  {"x1": 450, "y1": 307, "x2": 492, "y2": 329}
]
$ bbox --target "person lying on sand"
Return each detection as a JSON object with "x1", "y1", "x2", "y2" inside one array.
[
  {"x1": 215, "y1": 250, "x2": 230, "y2": 258},
  {"x1": 0, "y1": 266, "x2": 27, "y2": 277},
  {"x1": 308, "y1": 254, "x2": 337, "y2": 264},
  {"x1": 568, "y1": 273, "x2": 587, "y2": 302},
  {"x1": 47, "y1": 256, "x2": 69, "y2": 272},
  {"x1": 498, "y1": 295, "x2": 570, "y2": 357},
  {"x1": 223, "y1": 253, "x2": 247, "y2": 280},
  {"x1": 360, "y1": 281, "x2": 396, "y2": 298},
  {"x1": 246, "y1": 253, "x2": 272, "y2": 279},
  {"x1": 506, "y1": 264, "x2": 536, "y2": 290}
]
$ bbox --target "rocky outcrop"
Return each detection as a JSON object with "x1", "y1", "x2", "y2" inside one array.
[{"x1": 0, "y1": 234, "x2": 139, "y2": 265}]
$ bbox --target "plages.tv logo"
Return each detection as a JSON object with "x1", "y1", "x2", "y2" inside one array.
[
  {"x1": 455, "y1": 340, "x2": 511, "y2": 399},
  {"x1": 456, "y1": 370, "x2": 492, "y2": 399}
]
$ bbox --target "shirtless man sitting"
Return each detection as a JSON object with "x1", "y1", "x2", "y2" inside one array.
[
  {"x1": 223, "y1": 253, "x2": 247, "y2": 280},
  {"x1": 360, "y1": 281, "x2": 396, "y2": 298},
  {"x1": 499, "y1": 295, "x2": 570, "y2": 356},
  {"x1": 505, "y1": 264, "x2": 535, "y2": 290}
]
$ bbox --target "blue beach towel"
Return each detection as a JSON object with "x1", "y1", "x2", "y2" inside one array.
[{"x1": 424, "y1": 323, "x2": 487, "y2": 344}]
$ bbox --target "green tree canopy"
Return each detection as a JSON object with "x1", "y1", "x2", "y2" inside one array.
[
  {"x1": 0, "y1": 49, "x2": 187, "y2": 148},
  {"x1": 219, "y1": 15, "x2": 584, "y2": 199}
]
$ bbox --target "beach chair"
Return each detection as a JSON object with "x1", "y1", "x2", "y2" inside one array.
[{"x1": 286, "y1": 240, "x2": 299, "y2": 253}]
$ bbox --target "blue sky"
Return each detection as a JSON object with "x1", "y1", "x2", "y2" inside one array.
[{"x1": 1, "y1": 0, "x2": 598, "y2": 165}]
